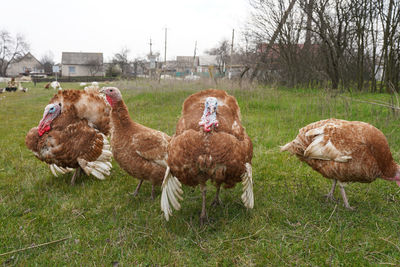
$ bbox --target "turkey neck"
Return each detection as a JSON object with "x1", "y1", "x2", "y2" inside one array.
[{"x1": 110, "y1": 99, "x2": 140, "y2": 132}]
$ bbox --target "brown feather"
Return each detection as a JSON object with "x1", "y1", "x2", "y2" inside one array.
[
  {"x1": 168, "y1": 89, "x2": 253, "y2": 188},
  {"x1": 26, "y1": 108, "x2": 104, "y2": 169},
  {"x1": 50, "y1": 89, "x2": 111, "y2": 135},
  {"x1": 110, "y1": 99, "x2": 170, "y2": 186},
  {"x1": 281, "y1": 118, "x2": 399, "y2": 183},
  {"x1": 175, "y1": 89, "x2": 245, "y2": 139}
]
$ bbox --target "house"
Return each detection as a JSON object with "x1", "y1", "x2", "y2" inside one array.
[
  {"x1": 7, "y1": 52, "x2": 44, "y2": 77},
  {"x1": 61, "y1": 52, "x2": 104, "y2": 77},
  {"x1": 175, "y1": 56, "x2": 199, "y2": 75},
  {"x1": 197, "y1": 55, "x2": 218, "y2": 74}
]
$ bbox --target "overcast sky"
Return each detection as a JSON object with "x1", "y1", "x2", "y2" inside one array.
[{"x1": 1, "y1": 0, "x2": 250, "y2": 63}]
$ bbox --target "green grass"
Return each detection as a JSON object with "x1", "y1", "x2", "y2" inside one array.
[{"x1": 1, "y1": 80, "x2": 400, "y2": 265}]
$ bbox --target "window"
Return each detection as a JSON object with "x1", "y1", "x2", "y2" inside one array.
[{"x1": 69, "y1": 66, "x2": 76, "y2": 74}]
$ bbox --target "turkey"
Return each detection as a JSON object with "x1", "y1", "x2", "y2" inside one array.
[
  {"x1": 161, "y1": 89, "x2": 254, "y2": 224},
  {"x1": 25, "y1": 89, "x2": 112, "y2": 185},
  {"x1": 51, "y1": 81, "x2": 62, "y2": 90},
  {"x1": 18, "y1": 82, "x2": 28, "y2": 92},
  {"x1": 100, "y1": 87, "x2": 172, "y2": 199},
  {"x1": 281, "y1": 118, "x2": 400, "y2": 210},
  {"x1": 44, "y1": 81, "x2": 61, "y2": 90}
]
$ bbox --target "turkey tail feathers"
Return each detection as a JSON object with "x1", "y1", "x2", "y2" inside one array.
[
  {"x1": 49, "y1": 164, "x2": 74, "y2": 177},
  {"x1": 161, "y1": 166, "x2": 183, "y2": 221},
  {"x1": 78, "y1": 134, "x2": 113, "y2": 180},
  {"x1": 280, "y1": 141, "x2": 295, "y2": 153},
  {"x1": 241, "y1": 163, "x2": 254, "y2": 209}
]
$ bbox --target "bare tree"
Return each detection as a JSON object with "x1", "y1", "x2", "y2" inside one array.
[
  {"x1": 0, "y1": 30, "x2": 29, "y2": 76},
  {"x1": 247, "y1": 0, "x2": 299, "y2": 83},
  {"x1": 40, "y1": 50, "x2": 55, "y2": 74},
  {"x1": 242, "y1": 0, "x2": 398, "y2": 92},
  {"x1": 378, "y1": 0, "x2": 400, "y2": 92},
  {"x1": 132, "y1": 58, "x2": 146, "y2": 78},
  {"x1": 87, "y1": 59, "x2": 103, "y2": 76},
  {"x1": 310, "y1": 0, "x2": 353, "y2": 89},
  {"x1": 205, "y1": 39, "x2": 231, "y2": 75},
  {"x1": 113, "y1": 47, "x2": 131, "y2": 76},
  {"x1": 365, "y1": 0, "x2": 380, "y2": 92}
]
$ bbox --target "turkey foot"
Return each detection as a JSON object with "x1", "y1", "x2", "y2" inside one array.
[{"x1": 130, "y1": 180, "x2": 144, "y2": 197}]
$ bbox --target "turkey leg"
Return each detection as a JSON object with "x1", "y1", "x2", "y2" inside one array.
[
  {"x1": 325, "y1": 179, "x2": 337, "y2": 202},
  {"x1": 131, "y1": 180, "x2": 144, "y2": 197},
  {"x1": 211, "y1": 184, "x2": 222, "y2": 207},
  {"x1": 70, "y1": 168, "x2": 82, "y2": 186},
  {"x1": 339, "y1": 182, "x2": 355, "y2": 210},
  {"x1": 200, "y1": 184, "x2": 208, "y2": 225},
  {"x1": 151, "y1": 184, "x2": 156, "y2": 200}
]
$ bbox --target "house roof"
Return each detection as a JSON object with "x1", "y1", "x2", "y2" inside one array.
[
  {"x1": 176, "y1": 56, "x2": 199, "y2": 64},
  {"x1": 11, "y1": 52, "x2": 43, "y2": 66},
  {"x1": 62, "y1": 52, "x2": 103, "y2": 65},
  {"x1": 199, "y1": 55, "x2": 217, "y2": 66}
]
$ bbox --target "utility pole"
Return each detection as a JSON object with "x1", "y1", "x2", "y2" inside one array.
[
  {"x1": 164, "y1": 28, "x2": 167, "y2": 65},
  {"x1": 149, "y1": 38, "x2": 153, "y2": 56},
  {"x1": 192, "y1": 41, "x2": 197, "y2": 75},
  {"x1": 229, "y1": 29, "x2": 234, "y2": 79}
]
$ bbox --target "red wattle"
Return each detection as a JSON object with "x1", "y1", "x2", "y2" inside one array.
[
  {"x1": 106, "y1": 95, "x2": 113, "y2": 106},
  {"x1": 38, "y1": 125, "x2": 51, "y2": 136}
]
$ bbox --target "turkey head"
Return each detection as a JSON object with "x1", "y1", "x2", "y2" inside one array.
[
  {"x1": 38, "y1": 103, "x2": 61, "y2": 136},
  {"x1": 199, "y1": 97, "x2": 219, "y2": 132},
  {"x1": 101, "y1": 87, "x2": 122, "y2": 107}
]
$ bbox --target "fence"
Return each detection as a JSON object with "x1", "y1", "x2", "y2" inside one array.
[{"x1": 33, "y1": 76, "x2": 119, "y2": 83}]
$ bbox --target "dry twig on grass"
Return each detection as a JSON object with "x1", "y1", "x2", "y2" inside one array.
[{"x1": 0, "y1": 236, "x2": 71, "y2": 257}]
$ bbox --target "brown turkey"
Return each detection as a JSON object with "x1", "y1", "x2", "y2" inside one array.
[
  {"x1": 101, "y1": 87, "x2": 172, "y2": 199},
  {"x1": 161, "y1": 89, "x2": 254, "y2": 224},
  {"x1": 25, "y1": 89, "x2": 112, "y2": 185},
  {"x1": 281, "y1": 118, "x2": 400, "y2": 210}
]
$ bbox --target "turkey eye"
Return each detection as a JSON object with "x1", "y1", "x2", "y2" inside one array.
[{"x1": 110, "y1": 89, "x2": 113, "y2": 92}]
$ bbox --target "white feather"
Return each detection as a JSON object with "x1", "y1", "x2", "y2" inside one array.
[
  {"x1": 49, "y1": 164, "x2": 58, "y2": 177},
  {"x1": 76, "y1": 135, "x2": 113, "y2": 180},
  {"x1": 304, "y1": 133, "x2": 352, "y2": 162},
  {"x1": 49, "y1": 164, "x2": 74, "y2": 177},
  {"x1": 241, "y1": 163, "x2": 254, "y2": 209},
  {"x1": 161, "y1": 166, "x2": 183, "y2": 221},
  {"x1": 305, "y1": 126, "x2": 325, "y2": 137}
]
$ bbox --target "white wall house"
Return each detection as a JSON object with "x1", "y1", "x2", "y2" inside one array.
[
  {"x1": 61, "y1": 52, "x2": 104, "y2": 77},
  {"x1": 7, "y1": 52, "x2": 44, "y2": 77}
]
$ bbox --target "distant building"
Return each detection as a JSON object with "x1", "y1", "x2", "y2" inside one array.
[
  {"x1": 176, "y1": 56, "x2": 199, "y2": 73},
  {"x1": 7, "y1": 52, "x2": 44, "y2": 77},
  {"x1": 197, "y1": 55, "x2": 218, "y2": 73},
  {"x1": 61, "y1": 52, "x2": 104, "y2": 77}
]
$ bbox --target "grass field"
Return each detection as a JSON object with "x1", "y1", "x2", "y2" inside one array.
[{"x1": 1, "y1": 79, "x2": 400, "y2": 265}]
